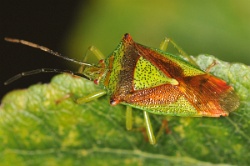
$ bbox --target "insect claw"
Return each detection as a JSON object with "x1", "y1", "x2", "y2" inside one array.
[{"x1": 110, "y1": 98, "x2": 120, "y2": 105}]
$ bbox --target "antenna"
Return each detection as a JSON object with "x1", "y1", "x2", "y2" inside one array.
[
  {"x1": 4, "y1": 37, "x2": 92, "y2": 66},
  {"x1": 4, "y1": 68, "x2": 90, "y2": 85},
  {"x1": 4, "y1": 37, "x2": 94, "y2": 84}
]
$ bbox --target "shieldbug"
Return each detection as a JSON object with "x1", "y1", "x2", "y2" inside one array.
[{"x1": 4, "y1": 33, "x2": 239, "y2": 144}]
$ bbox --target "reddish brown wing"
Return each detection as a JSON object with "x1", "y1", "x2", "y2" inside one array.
[
  {"x1": 181, "y1": 74, "x2": 239, "y2": 117},
  {"x1": 135, "y1": 43, "x2": 239, "y2": 117}
]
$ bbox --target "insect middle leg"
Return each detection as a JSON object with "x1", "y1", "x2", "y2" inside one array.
[
  {"x1": 143, "y1": 111, "x2": 156, "y2": 144},
  {"x1": 126, "y1": 107, "x2": 156, "y2": 145},
  {"x1": 126, "y1": 106, "x2": 133, "y2": 130}
]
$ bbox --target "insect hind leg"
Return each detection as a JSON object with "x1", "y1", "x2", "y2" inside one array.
[
  {"x1": 205, "y1": 60, "x2": 217, "y2": 73},
  {"x1": 159, "y1": 37, "x2": 197, "y2": 65},
  {"x1": 155, "y1": 119, "x2": 171, "y2": 141}
]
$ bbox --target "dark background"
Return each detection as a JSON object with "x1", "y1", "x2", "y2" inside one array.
[{"x1": 1, "y1": 1, "x2": 84, "y2": 99}]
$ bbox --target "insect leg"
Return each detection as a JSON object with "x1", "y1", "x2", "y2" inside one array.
[
  {"x1": 143, "y1": 111, "x2": 156, "y2": 145},
  {"x1": 205, "y1": 60, "x2": 217, "y2": 73},
  {"x1": 76, "y1": 90, "x2": 106, "y2": 104},
  {"x1": 155, "y1": 119, "x2": 171, "y2": 141},
  {"x1": 88, "y1": 46, "x2": 105, "y2": 60},
  {"x1": 78, "y1": 46, "x2": 105, "y2": 73},
  {"x1": 159, "y1": 38, "x2": 170, "y2": 51},
  {"x1": 126, "y1": 106, "x2": 133, "y2": 130},
  {"x1": 159, "y1": 37, "x2": 197, "y2": 65}
]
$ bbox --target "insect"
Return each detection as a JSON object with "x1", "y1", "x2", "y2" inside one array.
[{"x1": 5, "y1": 33, "x2": 239, "y2": 144}]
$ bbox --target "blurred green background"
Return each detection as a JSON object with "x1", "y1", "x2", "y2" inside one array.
[{"x1": 65, "y1": 0, "x2": 250, "y2": 65}]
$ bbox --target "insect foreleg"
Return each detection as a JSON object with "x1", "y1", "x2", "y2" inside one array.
[
  {"x1": 76, "y1": 90, "x2": 106, "y2": 104},
  {"x1": 88, "y1": 46, "x2": 105, "y2": 60},
  {"x1": 78, "y1": 46, "x2": 105, "y2": 73}
]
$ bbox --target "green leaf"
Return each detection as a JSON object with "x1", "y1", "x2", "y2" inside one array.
[{"x1": 1, "y1": 55, "x2": 249, "y2": 166}]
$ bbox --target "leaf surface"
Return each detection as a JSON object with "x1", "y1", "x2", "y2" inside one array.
[{"x1": 1, "y1": 55, "x2": 249, "y2": 166}]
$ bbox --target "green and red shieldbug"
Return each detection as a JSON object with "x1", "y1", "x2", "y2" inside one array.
[{"x1": 4, "y1": 33, "x2": 239, "y2": 144}]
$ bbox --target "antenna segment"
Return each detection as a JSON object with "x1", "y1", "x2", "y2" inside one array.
[
  {"x1": 4, "y1": 68, "x2": 89, "y2": 85},
  {"x1": 4, "y1": 37, "x2": 92, "y2": 66}
]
